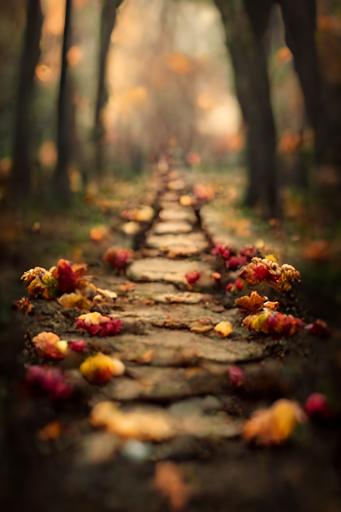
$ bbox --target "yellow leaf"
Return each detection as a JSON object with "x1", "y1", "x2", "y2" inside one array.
[
  {"x1": 214, "y1": 321, "x2": 233, "y2": 337},
  {"x1": 243, "y1": 399, "x2": 305, "y2": 445},
  {"x1": 58, "y1": 292, "x2": 92, "y2": 310},
  {"x1": 80, "y1": 353, "x2": 125, "y2": 385},
  {"x1": 90, "y1": 401, "x2": 174, "y2": 441}
]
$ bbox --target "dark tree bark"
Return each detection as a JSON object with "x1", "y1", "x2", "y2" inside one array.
[
  {"x1": 11, "y1": 0, "x2": 43, "y2": 199},
  {"x1": 53, "y1": 0, "x2": 73, "y2": 203},
  {"x1": 277, "y1": 0, "x2": 327, "y2": 163},
  {"x1": 214, "y1": 0, "x2": 280, "y2": 217},
  {"x1": 94, "y1": 0, "x2": 123, "y2": 175}
]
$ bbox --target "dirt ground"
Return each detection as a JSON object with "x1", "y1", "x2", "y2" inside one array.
[{"x1": 1, "y1": 163, "x2": 340, "y2": 512}]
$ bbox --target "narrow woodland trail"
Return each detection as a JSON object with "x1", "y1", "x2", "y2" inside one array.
[{"x1": 6, "y1": 159, "x2": 341, "y2": 512}]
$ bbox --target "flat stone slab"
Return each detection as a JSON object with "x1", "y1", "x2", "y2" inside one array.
[
  {"x1": 88, "y1": 401, "x2": 241, "y2": 441},
  {"x1": 146, "y1": 233, "x2": 209, "y2": 254},
  {"x1": 159, "y1": 208, "x2": 196, "y2": 223},
  {"x1": 160, "y1": 191, "x2": 179, "y2": 202},
  {"x1": 89, "y1": 329, "x2": 267, "y2": 365},
  {"x1": 153, "y1": 292, "x2": 209, "y2": 304},
  {"x1": 167, "y1": 179, "x2": 186, "y2": 191},
  {"x1": 127, "y1": 257, "x2": 213, "y2": 285},
  {"x1": 98, "y1": 365, "x2": 229, "y2": 401},
  {"x1": 152, "y1": 221, "x2": 193, "y2": 235}
]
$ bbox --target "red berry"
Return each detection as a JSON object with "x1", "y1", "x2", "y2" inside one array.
[
  {"x1": 185, "y1": 271, "x2": 201, "y2": 286},
  {"x1": 305, "y1": 393, "x2": 331, "y2": 419}
]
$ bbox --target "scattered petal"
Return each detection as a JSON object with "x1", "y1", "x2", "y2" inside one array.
[
  {"x1": 185, "y1": 271, "x2": 201, "y2": 286},
  {"x1": 235, "y1": 291, "x2": 268, "y2": 312},
  {"x1": 214, "y1": 321, "x2": 233, "y2": 337},
  {"x1": 76, "y1": 312, "x2": 123, "y2": 336},
  {"x1": 89, "y1": 225, "x2": 110, "y2": 243},
  {"x1": 103, "y1": 247, "x2": 134, "y2": 272},
  {"x1": 240, "y1": 257, "x2": 300, "y2": 292},
  {"x1": 80, "y1": 353, "x2": 125, "y2": 385},
  {"x1": 304, "y1": 393, "x2": 332, "y2": 419},
  {"x1": 14, "y1": 297, "x2": 34, "y2": 314},
  {"x1": 228, "y1": 366, "x2": 245, "y2": 387},
  {"x1": 58, "y1": 292, "x2": 92, "y2": 310},
  {"x1": 226, "y1": 278, "x2": 245, "y2": 293},
  {"x1": 154, "y1": 462, "x2": 191, "y2": 511},
  {"x1": 305, "y1": 319, "x2": 330, "y2": 338},
  {"x1": 243, "y1": 309, "x2": 303, "y2": 336},
  {"x1": 90, "y1": 401, "x2": 175, "y2": 441},
  {"x1": 32, "y1": 331, "x2": 68, "y2": 360},
  {"x1": 21, "y1": 267, "x2": 58, "y2": 299},
  {"x1": 243, "y1": 399, "x2": 305, "y2": 445},
  {"x1": 68, "y1": 339, "x2": 87, "y2": 353},
  {"x1": 121, "y1": 221, "x2": 141, "y2": 236},
  {"x1": 26, "y1": 365, "x2": 73, "y2": 400},
  {"x1": 37, "y1": 421, "x2": 62, "y2": 442}
]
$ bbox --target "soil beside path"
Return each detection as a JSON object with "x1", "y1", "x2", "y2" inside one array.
[{"x1": 2, "y1": 161, "x2": 341, "y2": 512}]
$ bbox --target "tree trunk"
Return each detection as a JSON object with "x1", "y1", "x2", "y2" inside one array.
[
  {"x1": 214, "y1": 0, "x2": 280, "y2": 218},
  {"x1": 278, "y1": 0, "x2": 327, "y2": 163},
  {"x1": 11, "y1": 0, "x2": 43, "y2": 199},
  {"x1": 94, "y1": 0, "x2": 122, "y2": 175},
  {"x1": 54, "y1": 0, "x2": 73, "y2": 203}
]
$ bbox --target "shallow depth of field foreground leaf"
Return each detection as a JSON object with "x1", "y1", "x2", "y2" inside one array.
[
  {"x1": 243, "y1": 399, "x2": 305, "y2": 445},
  {"x1": 153, "y1": 462, "x2": 192, "y2": 511},
  {"x1": 90, "y1": 402, "x2": 175, "y2": 441}
]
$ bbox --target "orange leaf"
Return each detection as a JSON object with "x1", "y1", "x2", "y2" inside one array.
[
  {"x1": 235, "y1": 291, "x2": 268, "y2": 312},
  {"x1": 154, "y1": 462, "x2": 191, "y2": 511},
  {"x1": 243, "y1": 399, "x2": 305, "y2": 445}
]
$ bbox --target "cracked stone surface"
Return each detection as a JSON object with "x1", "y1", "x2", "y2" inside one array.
[
  {"x1": 152, "y1": 221, "x2": 193, "y2": 235},
  {"x1": 127, "y1": 257, "x2": 213, "y2": 285},
  {"x1": 159, "y1": 208, "x2": 196, "y2": 223},
  {"x1": 146, "y1": 232, "x2": 209, "y2": 254}
]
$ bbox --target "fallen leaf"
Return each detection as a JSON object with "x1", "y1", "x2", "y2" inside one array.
[
  {"x1": 228, "y1": 366, "x2": 245, "y2": 387},
  {"x1": 103, "y1": 247, "x2": 134, "y2": 272},
  {"x1": 305, "y1": 319, "x2": 330, "y2": 338},
  {"x1": 90, "y1": 401, "x2": 174, "y2": 441},
  {"x1": 89, "y1": 225, "x2": 110, "y2": 243},
  {"x1": 58, "y1": 292, "x2": 92, "y2": 310},
  {"x1": 32, "y1": 331, "x2": 68, "y2": 360},
  {"x1": 14, "y1": 297, "x2": 34, "y2": 314},
  {"x1": 26, "y1": 365, "x2": 73, "y2": 400},
  {"x1": 121, "y1": 221, "x2": 141, "y2": 236},
  {"x1": 154, "y1": 462, "x2": 191, "y2": 511},
  {"x1": 37, "y1": 421, "x2": 62, "y2": 441},
  {"x1": 235, "y1": 291, "x2": 268, "y2": 312},
  {"x1": 243, "y1": 309, "x2": 303, "y2": 336},
  {"x1": 214, "y1": 321, "x2": 233, "y2": 337},
  {"x1": 80, "y1": 353, "x2": 125, "y2": 385},
  {"x1": 304, "y1": 393, "x2": 332, "y2": 419},
  {"x1": 185, "y1": 271, "x2": 201, "y2": 286},
  {"x1": 76, "y1": 312, "x2": 122, "y2": 336},
  {"x1": 243, "y1": 399, "x2": 305, "y2": 445}
]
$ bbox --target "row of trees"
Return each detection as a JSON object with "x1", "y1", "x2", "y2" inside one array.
[
  {"x1": 214, "y1": 0, "x2": 338, "y2": 217},
  {"x1": 10, "y1": 0, "x2": 123, "y2": 203},
  {"x1": 8, "y1": 0, "x2": 339, "y2": 216}
]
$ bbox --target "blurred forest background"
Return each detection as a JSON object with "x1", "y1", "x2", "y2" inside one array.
[{"x1": 0, "y1": 0, "x2": 340, "y2": 324}]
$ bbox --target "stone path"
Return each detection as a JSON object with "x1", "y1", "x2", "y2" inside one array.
[
  {"x1": 22, "y1": 163, "x2": 276, "y2": 442},
  {"x1": 16, "y1": 161, "x2": 338, "y2": 512}
]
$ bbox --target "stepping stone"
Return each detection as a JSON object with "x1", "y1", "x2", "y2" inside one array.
[
  {"x1": 146, "y1": 233, "x2": 209, "y2": 254},
  {"x1": 153, "y1": 292, "x2": 209, "y2": 304},
  {"x1": 152, "y1": 221, "x2": 193, "y2": 235},
  {"x1": 89, "y1": 329, "x2": 268, "y2": 365},
  {"x1": 167, "y1": 179, "x2": 186, "y2": 191},
  {"x1": 160, "y1": 191, "x2": 179, "y2": 202},
  {"x1": 159, "y1": 208, "x2": 196, "y2": 223},
  {"x1": 127, "y1": 257, "x2": 213, "y2": 285},
  {"x1": 88, "y1": 400, "x2": 241, "y2": 441},
  {"x1": 100, "y1": 365, "x2": 228, "y2": 401}
]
